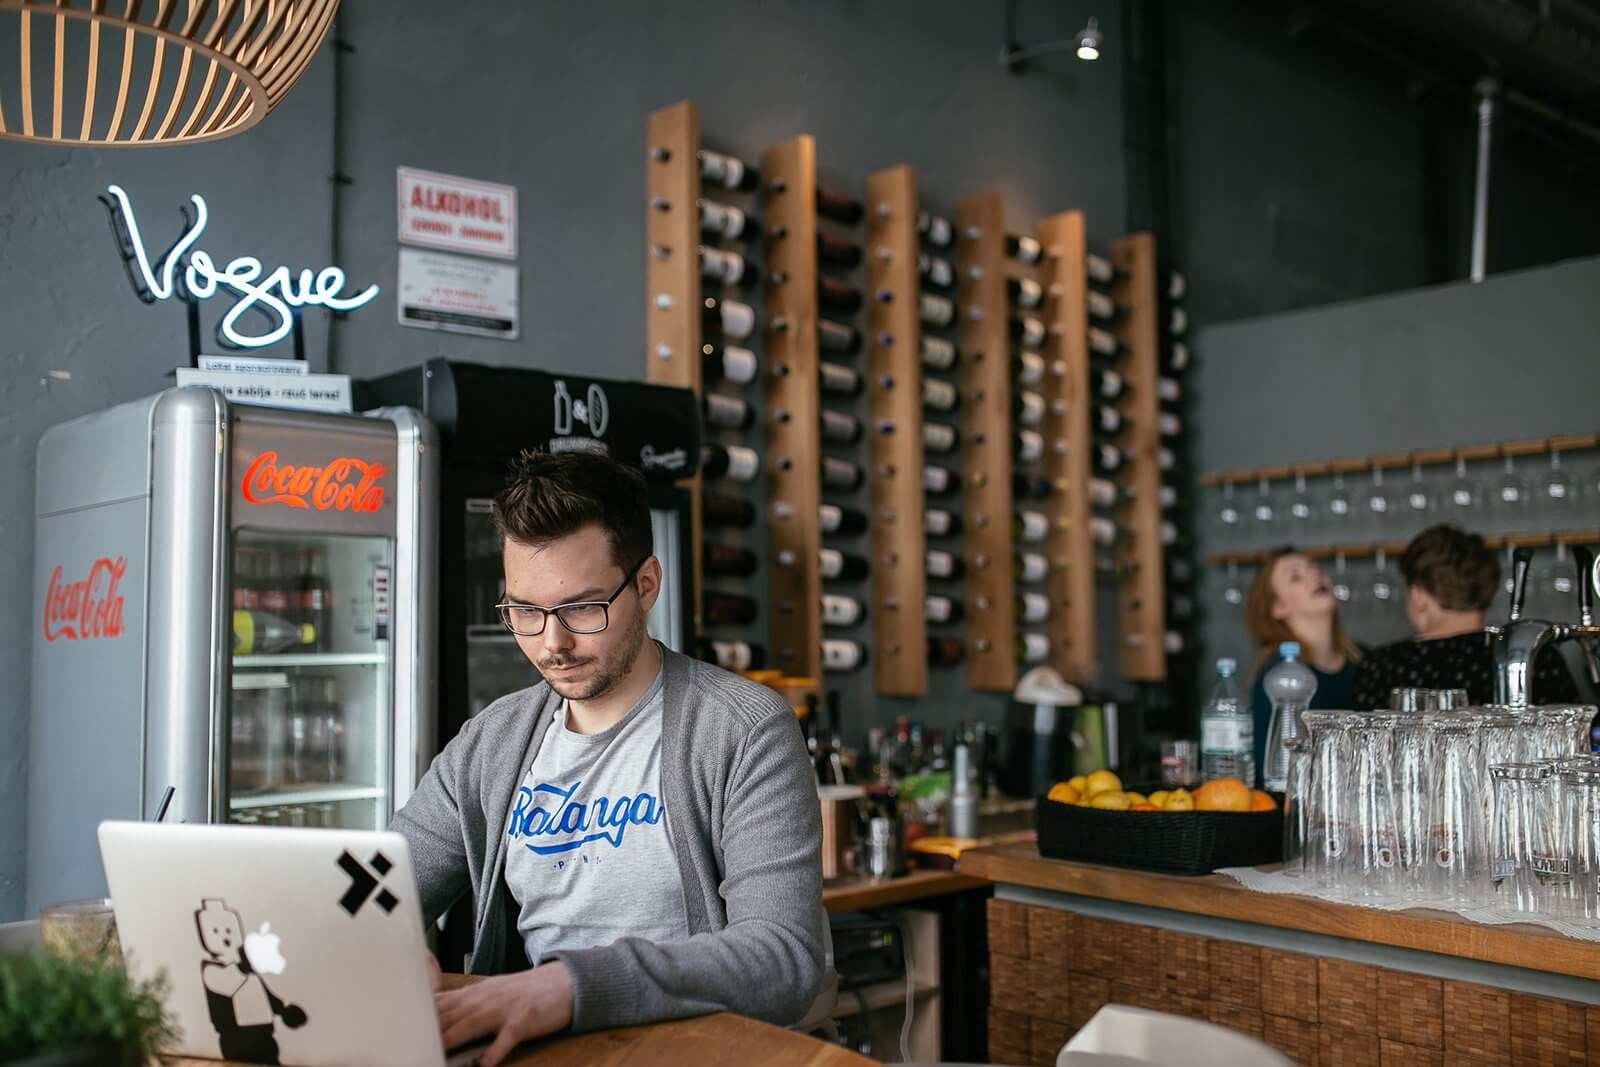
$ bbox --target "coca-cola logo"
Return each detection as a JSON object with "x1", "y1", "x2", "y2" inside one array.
[
  {"x1": 43, "y1": 556, "x2": 128, "y2": 642},
  {"x1": 241, "y1": 451, "x2": 387, "y2": 513}
]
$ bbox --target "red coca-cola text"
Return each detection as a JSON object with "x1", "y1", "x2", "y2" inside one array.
[
  {"x1": 43, "y1": 556, "x2": 127, "y2": 642},
  {"x1": 241, "y1": 451, "x2": 387, "y2": 513}
]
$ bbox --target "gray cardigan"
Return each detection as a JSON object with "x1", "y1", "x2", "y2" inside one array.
[{"x1": 392, "y1": 644, "x2": 826, "y2": 1031}]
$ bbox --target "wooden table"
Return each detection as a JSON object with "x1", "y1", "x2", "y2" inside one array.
[
  {"x1": 821, "y1": 868, "x2": 987, "y2": 913},
  {"x1": 176, "y1": 975, "x2": 876, "y2": 1067}
]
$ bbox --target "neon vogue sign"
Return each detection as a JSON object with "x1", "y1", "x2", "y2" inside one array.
[{"x1": 106, "y1": 184, "x2": 380, "y2": 349}]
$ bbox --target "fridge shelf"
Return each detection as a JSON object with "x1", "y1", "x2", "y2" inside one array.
[
  {"x1": 233, "y1": 652, "x2": 387, "y2": 668},
  {"x1": 229, "y1": 785, "x2": 387, "y2": 809}
]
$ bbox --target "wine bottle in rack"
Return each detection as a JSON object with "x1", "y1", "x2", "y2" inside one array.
[
  {"x1": 817, "y1": 276, "x2": 864, "y2": 313},
  {"x1": 1165, "y1": 341, "x2": 1191, "y2": 374},
  {"x1": 1169, "y1": 270, "x2": 1187, "y2": 301},
  {"x1": 918, "y1": 211, "x2": 955, "y2": 248},
  {"x1": 699, "y1": 148, "x2": 759, "y2": 192},
  {"x1": 697, "y1": 638, "x2": 767, "y2": 672},
  {"x1": 815, "y1": 231, "x2": 863, "y2": 269},
  {"x1": 1012, "y1": 351, "x2": 1045, "y2": 387},
  {"x1": 1017, "y1": 633, "x2": 1050, "y2": 664},
  {"x1": 922, "y1": 377, "x2": 959, "y2": 414},
  {"x1": 822, "y1": 593, "x2": 866, "y2": 627},
  {"x1": 1014, "y1": 390, "x2": 1045, "y2": 427},
  {"x1": 701, "y1": 296, "x2": 756, "y2": 341},
  {"x1": 704, "y1": 591, "x2": 758, "y2": 624},
  {"x1": 701, "y1": 444, "x2": 760, "y2": 483},
  {"x1": 1015, "y1": 430, "x2": 1044, "y2": 465},
  {"x1": 701, "y1": 343, "x2": 758, "y2": 386},
  {"x1": 703, "y1": 543, "x2": 758, "y2": 576},
  {"x1": 1015, "y1": 551, "x2": 1048, "y2": 583},
  {"x1": 926, "y1": 637, "x2": 964, "y2": 667},
  {"x1": 1155, "y1": 446, "x2": 1179, "y2": 473},
  {"x1": 820, "y1": 410, "x2": 863, "y2": 444},
  {"x1": 1158, "y1": 377, "x2": 1182, "y2": 403},
  {"x1": 1018, "y1": 591, "x2": 1051, "y2": 624},
  {"x1": 818, "y1": 503, "x2": 868, "y2": 536},
  {"x1": 924, "y1": 508, "x2": 962, "y2": 538},
  {"x1": 1086, "y1": 516, "x2": 1119, "y2": 548},
  {"x1": 821, "y1": 456, "x2": 864, "y2": 492},
  {"x1": 1009, "y1": 315, "x2": 1047, "y2": 349},
  {"x1": 1087, "y1": 477, "x2": 1119, "y2": 509},
  {"x1": 919, "y1": 292, "x2": 957, "y2": 329},
  {"x1": 698, "y1": 199, "x2": 750, "y2": 241},
  {"x1": 925, "y1": 594, "x2": 964, "y2": 624},
  {"x1": 819, "y1": 361, "x2": 863, "y2": 396},
  {"x1": 819, "y1": 548, "x2": 870, "y2": 581},
  {"x1": 921, "y1": 336, "x2": 958, "y2": 370},
  {"x1": 699, "y1": 246, "x2": 760, "y2": 287},
  {"x1": 1085, "y1": 252, "x2": 1122, "y2": 285},
  {"x1": 1086, "y1": 290, "x2": 1122, "y2": 322},
  {"x1": 1090, "y1": 442, "x2": 1129, "y2": 475},
  {"x1": 1125, "y1": 631, "x2": 1185, "y2": 655},
  {"x1": 1168, "y1": 592, "x2": 1196, "y2": 621},
  {"x1": 1006, "y1": 233, "x2": 1043, "y2": 265},
  {"x1": 817, "y1": 319, "x2": 862, "y2": 356},
  {"x1": 1014, "y1": 510, "x2": 1050, "y2": 543},
  {"x1": 1088, "y1": 326, "x2": 1123, "y2": 359},
  {"x1": 918, "y1": 252, "x2": 955, "y2": 291},
  {"x1": 926, "y1": 549, "x2": 964, "y2": 580},
  {"x1": 922, "y1": 422, "x2": 960, "y2": 454},
  {"x1": 1006, "y1": 277, "x2": 1044, "y2": 310},
  {"x1": 924, "y1": 464, "x2": 958, "y2": 495},
  {"x1": 1091, "y1": 367, "x2": 1126, "y2": 400},
  {"x1": 702, "y1": 489, "x2": 756, "y2": 528},
  {"x1": 1090, "y1": 404, "x2": 1124, "y2": 436},
  {"x1": 1157, "y1": 411, "x2": 1182, "y2": 438},
  {"x1": 703, "y1": 393, "x2": 753, "y2": 431},
  {"x1": 1167, "y1": 557, "x2": 1196, "y2": 585},
  {"x1": 1012, "y1": 472, "x2": 1053, "y2": 499},
  {"x1": 822, "y1": 639, "x2": 869, "y2": 672},
  {"x1": 1169, "y1": 306, "x2": 1188, "y2": 336},
  {"x1": 816, "y1": 187, "x2": 864, "y2": 225}
]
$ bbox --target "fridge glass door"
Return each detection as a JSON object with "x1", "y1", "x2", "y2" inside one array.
[
  {"x1": 464, "y1": 498, "x2": 540, "y2": 716},
  {"x1": 227, "y1": 529, "x2": 395, "y2": 830}
]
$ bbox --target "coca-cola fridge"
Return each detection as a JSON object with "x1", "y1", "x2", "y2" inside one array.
[{"x1": 27, "y1": 386, "x2": 437, "y2": 914}]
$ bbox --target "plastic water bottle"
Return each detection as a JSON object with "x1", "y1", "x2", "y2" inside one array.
[
  {"x1": 1200, "y1": 658, "x2": 1252, "y2": 784},
  {"x1": 1261, "y1": 641, "x2": 1318, "y2": 792}
]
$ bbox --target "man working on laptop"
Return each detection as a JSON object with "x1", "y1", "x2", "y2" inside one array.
[{"x1": 393, "y1": 451, "x2": 825, "y2": 1066}]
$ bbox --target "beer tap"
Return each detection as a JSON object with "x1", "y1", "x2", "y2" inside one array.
[
  {"x1": 1489, "y1": 545, "x2": 1600, "y2": 705},
  {"x1": 1570, "y1": 545, "x2": 1600, "y2": 687}
]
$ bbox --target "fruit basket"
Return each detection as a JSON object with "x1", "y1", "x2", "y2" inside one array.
[{"x1": 1036, "y1": 783, "x2": 1283, "y2": 876}]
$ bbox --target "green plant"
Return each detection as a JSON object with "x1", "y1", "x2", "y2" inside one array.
[{"x1": 0, "y1": 950, "x2": 176, "y2": 1064}]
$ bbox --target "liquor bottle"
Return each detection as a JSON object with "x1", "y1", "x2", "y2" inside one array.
[
  {"x1": 702, "y1": 296, "x2": 757, "y2": 341},
  {"x1": 703, "y1": 393, "x2": 753, "y2": 431},
  {"x1": 821, "y1": 457, "x2": 864, "y2": 492},
  {"x1": 922, "y1": 377, "x2": 959, "y2": 413},
  {"x1": 697, "y1": 638, "x2": 767, "y2": 672},
  {"x1": 704, "y1": 592, "x2": 758, "y2": 625},
  {"x1": 232, "y1": 609, "x2": 314, "y2": 655},
  {"x1": 818, "y1": 503, "x2": 868, "y2": 536},
  {"x1": 817, "y1": 276, "x2": 863, "y2": 313},
  {"x1": 1015, "y1": 430, "x2": 1044, "y2": 464},
  {"x1": 699, "y1": 245, "x2": 760, "y2": 287},
  {"x1": 1010, "y1": 315, "x2": 1046, "y2": 349},
  {"x1": 1018, "y1": 591, "x2": 1051, "y2": 624},
  {"x1": 702, "y1": 490, "x2": 756, "y2": 528},
  {"x1": 703, "y1": 543, "x2": 758, "y2": 576},
  {"x1": 822, "y1": 593, "x2": 866, "y2": 627},
  {"x1": 698, "y1": 199, "x2": 750, "y2": 241},
  {"x1": 1017, "y1": 632, "x2": 1050, "y2": 664},
  {"x1": 701, "y1": 444, "x2": 760, "y2": 483},
  {"x1": 1012, "y1": 473, "x2": 1053, "y2": 499},
  {"x1": 1006, "y1": 233, "x2": 1043, "y2": 265},
  {"x1": 818, "y1": 319, "x2": 862, "y2": 356},
  {"x1": 1015, "y1": 390, "x2": 1045, "y2": 426},
  {"x1": 296, "y1": 549, "x2": 331, "y2": 653},
  {"x1": 1088, "y1": 326, "x2": 1123, "y2": 359},
  {"x1": 922, "y1": 422, "x2": 960, "y2": 454},
  {"x1": 919, "y1": 252, "x2": 955, "y2": 291},
  {"x1": 1091, "y1": 367, "x2": 1126, "y2": 400},
  {"x1": 819, "y1": 361, "x2": 863, "y2": 396},
  {"x1": 816, "y1": 187, "x2": 864, "y2": 225},
  {"x1": 925, "y1": 509, "x2": 962, "y2": 537},
  {"x1": 819, "y1": 548, "x2": 870, "y2": 581},
  {"x1": 918, "y1": 211, "x2": 954, "y2": 248},
  {"x1": 920, "y1": 292, "x2": 956, "y2": 329},
  {"x1": 925, "y1": 595, "x2": 964, "y2": 624},
  {"x1": 926, "y1": 637, "x2": 965, "y2": 667},
  {"x1": 820, "y1": 410, "x2": 862, "y2": 444},
  {"x1": 926, "y1": 550, "x2": 964, "y2": 580},
  {"x1": 816, "y1": 231, "x2": 863, "y2": 269},
  {"x1": 699, "y1": 148, "x2": 759, "y2": 192},
  {"x1": 1085, "y1": 253, "x2": 1122, "y2": 285},
  {"x1": 1166, "y1": 341, "x2": 1191, "y2": 374},
  {"x1": 1014, "y1": 510, "x2": 1049, "y2": 543},
  {"x1": 1007, "y1": 277, "x2": 1044, "y2": 310},
  {"x1": 822, "y1": 639, "x2": 869, "y2": 672},
  {"x1": 1086, "y1": 290, "x2": 1121, "y2": 322},
  {"x1": 924, "y1": 464, "x2": 958, "y2": 495},
  {"x1": 1013, "y1": 351, "x2": 1045, "y2": 387},
  {"x1": 701, "y1": 343, "x2": 758, "y2": 386},
  {"x1": 1015, "y1": 552, "x2": 1048, "y2": 583},
  {"x1": 1169, "y1": 306, "x2": 1188, "y2": 336},
  {"x1": 921, "y1": 336, "x2": 958, "y2": 370}
]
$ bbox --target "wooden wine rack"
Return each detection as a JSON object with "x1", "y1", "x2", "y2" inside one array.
[
  {"x1": 864, "y1": 164, "x2": 927, "y2": 696},
  {"x1": 1110, "y1": 232, "x2": 1166, "y2": 680},
  {"x1": 955, "y1": 190, "x2": 1017, "y2": 692},
  {"x1": 761, "y1": 134, "x2": 823, "y2": 681},
  {"x1": 644, "y1": 101, "x2": 706, "y2": 635},
  {"x1": 1036, "y1": 211, "x2": 1097, "y2": 684}
]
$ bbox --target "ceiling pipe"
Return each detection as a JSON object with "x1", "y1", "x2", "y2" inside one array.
[{"x1": 1471, "y1": 76, "x2": 1499, "y2": 283}]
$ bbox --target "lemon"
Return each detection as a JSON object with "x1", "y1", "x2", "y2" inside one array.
[
  {"x1": 1089, "y1": 791, "x2": 1131, "y2": 811},
  {"x1": 1164, "y1": 789, "x2": 1195, "y2": 812},
  {"x1": 1147, "y1": 790, "x2": 1171, "y2": 809},
  {"x1": 1124, "y1": 791, "x2": 1147, "y2": 806},
  {"x1": 1065, "y1": 775, "x2": 1088, "y2": 795},
  {"x1": 1047, "y1": 782, "x2": 1081, "y2": 805},
  {"x1": 1085, "y1": 769, "x2": 1122, "y2": 797}
]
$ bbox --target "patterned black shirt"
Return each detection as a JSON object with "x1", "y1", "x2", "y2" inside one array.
[{"x1": 1351, "y1": 631, "x2": 1579, "y2": 710}]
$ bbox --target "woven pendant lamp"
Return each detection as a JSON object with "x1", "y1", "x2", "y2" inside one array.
[{"x1": 0, "y1": 0, "x2": 339, "y2": 147}]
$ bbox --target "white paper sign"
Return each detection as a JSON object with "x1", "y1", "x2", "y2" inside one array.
[
  {"x1": 197, "y1": 355, "x2": 309, "y2": 376},
  {"x1": 397, "y1": 167, "x2": 517, "y2": 260},
  {"x1": 175, "y1": 368, "x2": 353, "y2": 412},
  {"x1": 397, "y1": 248, "x2": 520, "y2": 340}
]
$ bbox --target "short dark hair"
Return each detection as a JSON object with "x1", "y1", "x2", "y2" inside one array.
[
  {"x1": 492, "y1": 450, "x2": 653, "y2": 571},
  {"x1": 1400, "y1": 524, "x2": 1500, "y2": 612}
]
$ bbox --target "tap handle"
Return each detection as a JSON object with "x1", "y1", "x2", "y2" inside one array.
[
  {"x1": 1508, "y1": 546, "x2": 1534, "y2": 622},
  {"x1": 1573, "y1": 545, "x2": 1595, "y2": 626}
]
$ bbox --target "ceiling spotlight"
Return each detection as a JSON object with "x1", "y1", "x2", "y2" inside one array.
[{"x1": 1075, "y1": 17, "x2": 1103, "y2": 62}]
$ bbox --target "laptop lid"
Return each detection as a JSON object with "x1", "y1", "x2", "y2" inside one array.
[{"x1": 98, "y1": 821, "x2": 446, "y2": 1067}]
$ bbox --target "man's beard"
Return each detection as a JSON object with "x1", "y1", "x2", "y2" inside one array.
[{"x1": 542, "y1": 607, "x2": 647, "y2": 702}]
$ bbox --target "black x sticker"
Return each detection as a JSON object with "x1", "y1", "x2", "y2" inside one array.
[{"x1": 337, "y1": 849, "x2": 399, "y2": 917}]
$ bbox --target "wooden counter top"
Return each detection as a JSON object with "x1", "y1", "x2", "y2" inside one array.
[
  {"x1": 822, "y1": 868, "x2": 987, "y2": 913},
  {"x1": 960, "y1": 843, "x2": 1600, "y2": 983}
]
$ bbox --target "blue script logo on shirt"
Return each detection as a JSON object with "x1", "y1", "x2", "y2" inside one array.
[{"x1": 506, "y1": 780, "x2": 665, "y2": 855}]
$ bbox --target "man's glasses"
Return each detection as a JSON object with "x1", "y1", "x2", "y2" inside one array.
[{"x1": 496, "y1": 556, "x2": 649, "y2": 637}]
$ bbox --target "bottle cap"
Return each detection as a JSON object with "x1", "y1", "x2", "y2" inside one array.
[
  {"x1": 1216, "y1": 657, "x2": 1236, "y2": 677},
  {"x1": 1279, "y1": 641, "x2": 1300, "y2": 659},
  {"x1": 300, "y1": 624, "x2": 316, "y2": 645}
]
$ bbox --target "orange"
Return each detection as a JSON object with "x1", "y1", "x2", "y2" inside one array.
[
  {"x1": 1131, "y1": 802, "x2": 1159, "y2": 812},
  {"x1": 1249, "y1": 790, "x2": 1277, "y2": 812},
  {"x1": 1193, "y1": 778, "x2": 1251, "y2": 813},
  {"x1": 1047, "y1": 782, "x2": 1081, "y2": 805}
]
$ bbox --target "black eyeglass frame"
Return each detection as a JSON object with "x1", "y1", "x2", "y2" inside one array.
[{"x1": 494, "y1": 555, "x2": 650, "y2": 637}]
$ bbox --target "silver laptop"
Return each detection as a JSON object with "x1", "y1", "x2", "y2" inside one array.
[{"x1": 99, "y1": 821, "x2": 479, "y2": 1067}]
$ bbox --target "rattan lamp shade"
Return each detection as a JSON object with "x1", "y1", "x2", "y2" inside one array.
[{"x1": 0, "y1": 0, "x2": 338, "y2": 147}]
